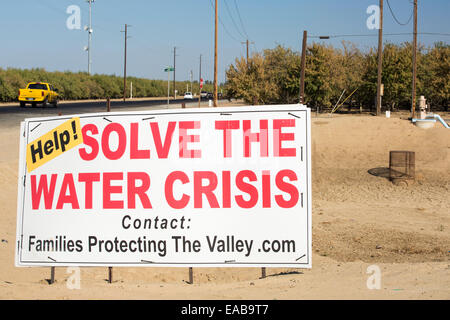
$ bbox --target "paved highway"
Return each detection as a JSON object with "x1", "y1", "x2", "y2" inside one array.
[{"x1": 0, "y1": 98, "x2": 224, "y2": 126}]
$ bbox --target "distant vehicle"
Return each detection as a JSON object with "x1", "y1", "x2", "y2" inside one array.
[
  {"x1": 184, "y1": 92, "x2": 194, "y2": 99},
  {"x1": 18, "y1": 82, "x2": 59, "y2": 107},
  {"x1": 203, "y1": 92, "x2": 223, "y2": 99},
  {"x1": 200, "y1": 91, "x2": 208, "y2": 98}
]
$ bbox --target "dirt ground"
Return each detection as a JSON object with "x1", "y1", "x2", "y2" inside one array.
[{"x1": 0, "y1": 105, "x2": 449, "y2": 300}]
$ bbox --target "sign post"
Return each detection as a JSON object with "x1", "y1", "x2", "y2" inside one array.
[
  {"x1": 16, "y1": 105, "x2": 311, "y2": 272},
  {"x1": 164, "y1": 67, "x2": 174, "y2": 108}
]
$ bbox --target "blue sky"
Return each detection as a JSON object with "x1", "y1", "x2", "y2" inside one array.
[{"x1": 0, "y1": 0, "x2": 449, "y2": 82}]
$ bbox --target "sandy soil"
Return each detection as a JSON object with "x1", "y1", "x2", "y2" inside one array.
[{"x1": 0, "y1": 106, "x2": 449, "y2": 300}]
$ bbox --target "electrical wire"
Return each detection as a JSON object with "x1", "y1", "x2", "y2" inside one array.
[
  {"x1": 223, "y1": 0, "x2": 247, "y2": 40},
  {"x1": 251, "y1": 42, "x2": 258, "y2": 54},
  {"x1": 209, "y1": 0, "x2": 243, "y2": 42},
  {"x1": 35, "y1": 0, "x2": 67, "y2": 16},
  {"x1": 310, "y1": 32, "x2": 450, "y2": 39},
  {"x1": 233, "y1": 0, "x2": 249, "y2": 39},
  {"x1": 419, "y1": 32, "x2": 450, "y2": 36},
  {"x1": 386, "y1": 0, "x2": 413, "y2": 26}
]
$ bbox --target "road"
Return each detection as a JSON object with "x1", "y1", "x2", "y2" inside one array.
[{"x1": 0, "y1": 98, "x2": 223, "y2": 127}]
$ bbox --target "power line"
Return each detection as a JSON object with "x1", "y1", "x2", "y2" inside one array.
[
  {"x1": 37, "y1": 1, "x2": 153, "y2": 55},
  {"x1": 35, "y1": 0, "x2": 67, "y2": 17},
  {"x1": 95, "y1": 23, "x2": 155, "y2": 54},
  {"x1": 240, "y1": 42, "x2": 248, "y2": 57},
  {"x1": 251, "y1": 42, "x2": 258, "y2": 54},
  {"x1": 223, "y1": 0, "x2": 246, "y2": 40},
  {"x1": 208, "y1": 0, "x2": 242, "y2": 42},
  {"x1": 386, "y1": 0, "x2": 413, "y2": 26},
  {"x1": 233, "y1": 0, "x2": 249, "y2": 39},
  {"x1": 419, "y1": 32, "x2": 450, "y2": 36},
  {"x1": 310, "y1": 32, "x2": 450, "y2": 39}
]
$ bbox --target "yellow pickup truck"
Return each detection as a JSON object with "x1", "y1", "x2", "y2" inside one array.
[{"x1": 18, "y1": 82, "x2": 59, "y2": 107}]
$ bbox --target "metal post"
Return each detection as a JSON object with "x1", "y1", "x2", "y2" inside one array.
[
  {"x1": 261, "y1": 267, "x2": 266, "y2": 279},
  {"x1": 87, "y1": 0, "x2": 93, "y2": 75},
  {"x1": 108, "y1": 267, "x2": 113, "y2": 284},
  {"x1": 189, "y1": 267, "x2": 194, "y2": 284},
  {"x1": 300, "y1": 30, "x2": 307, "y2": 104},
  {"x1": 106, "y1": 97, "x2": 110, "y2": 112},
  {"x1": 50, "y1": 267, "x2": 55, "y2": 284},
  {"x1": 49, "y1": 114, "x2": 58, "y2": 286}
]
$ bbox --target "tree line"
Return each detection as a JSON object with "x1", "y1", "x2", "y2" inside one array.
[
  {"x1": 225, "y1": 41, "x2": 449, "y2": 111},
  {"x1": 0, "y1": 68, "x2": 216, "y2": 102}
]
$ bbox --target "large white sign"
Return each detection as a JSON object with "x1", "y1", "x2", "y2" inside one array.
[{"x1": 15, "y1": 105, "x2": 311, "y2": 267}]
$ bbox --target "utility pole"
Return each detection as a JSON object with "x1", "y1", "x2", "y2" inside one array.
[
  {"x1": 299, "y1": 30, "x2": 307, "y2": 104},
  {"x1": 246, "y1": 39, "x2": 249, "y2": 64},
  {"x1": 213, "y1": 0, "x2": 218, "y2": 107},
  {"x1": 121, "y1": 24, "x2": 130, "y2": 102},
  {"x1": 173, "y1": 47, "x2": 178, "y2": 98},
  {"x1": 198, "y1": 54, "x2": 202, "y2": 108},
  {"x1": 241, "y1": 39, "x2": 255, "y2": 66},
  {"x1": 411, "y1": 0, "x2": 418, "y2": 119},
  {"x1": 86, "y1": 0, "x2": 94, "y2": 75},
  {"x1": 376, "y1": 0, "x2": 383, "y2": 116}
]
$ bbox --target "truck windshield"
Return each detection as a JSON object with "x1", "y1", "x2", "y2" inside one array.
[{"x1": 27, "y1": 84, "x2": 47, "y2": 90}]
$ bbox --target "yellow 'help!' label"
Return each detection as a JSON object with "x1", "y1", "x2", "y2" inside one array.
[{"x1": 26, "y1": 118, "x2": 83, "y2": 172}]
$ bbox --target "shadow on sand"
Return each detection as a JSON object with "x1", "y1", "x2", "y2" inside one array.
[{"x1": 368, "y1": 167, "x2": 391, "y2": 180}]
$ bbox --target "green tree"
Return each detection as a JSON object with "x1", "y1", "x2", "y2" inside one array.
[{"x1": 419, "y1": 42, "x2": 450, "y2": 110}]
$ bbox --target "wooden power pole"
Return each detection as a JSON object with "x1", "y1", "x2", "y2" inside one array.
[
  {"x1": 213, "y1": 0, "x2": 218, "y2": 107},
  {"x1": 411, "y1": 0, "x2": 418, "y2": 118},
  {"x1": 241, "y1": 39, "x2": 255, "y2": 66},
  {"x1": 246, "y1": 39, "x2": 249, "y2": 64},
  {"x1": 376, "y1": 0, "x2": 383, "y2": 116},
  {"x1": 299, "y1": 30, "x2": 307, "y2": 104}
]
